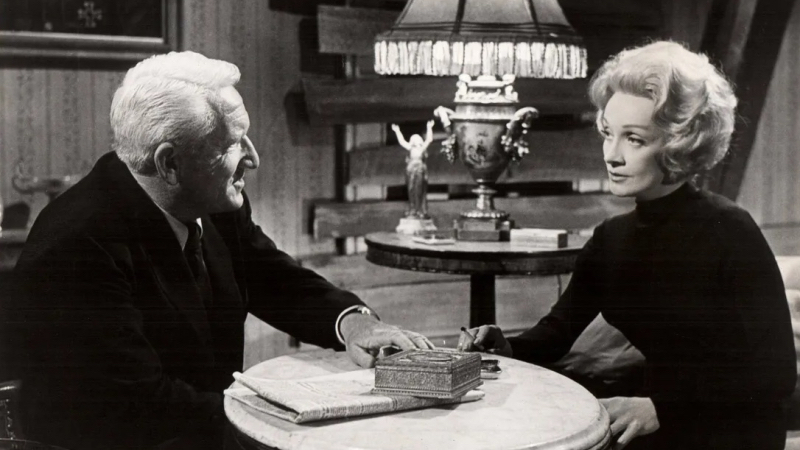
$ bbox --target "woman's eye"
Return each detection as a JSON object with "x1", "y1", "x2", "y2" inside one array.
[
  {"x1": 627, "y1": 136, "x2": 645, "y2": 146},
  {"x1": 598, "y1": 128, "x2": 611, "y2": 139}
]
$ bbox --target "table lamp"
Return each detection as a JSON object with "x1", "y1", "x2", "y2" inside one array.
[{"x1": 375, "y1": 0, "x2": 587, "y2": 241}]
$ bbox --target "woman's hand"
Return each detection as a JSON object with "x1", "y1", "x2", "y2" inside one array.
[
  {"x1": 599, "y1": 397, "x2": 660, "y2": 449},
  {"x1": 463, "y1": 325, "x2": 513, "y2": 357}
]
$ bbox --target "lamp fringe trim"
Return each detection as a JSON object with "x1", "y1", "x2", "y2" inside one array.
[{"x1": 374, "y1": 40, "x2": 587, "y2": 78}]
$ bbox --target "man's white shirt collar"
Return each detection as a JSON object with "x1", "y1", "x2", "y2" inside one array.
[{"x1": 155, "y1": 204, "x2": 203, "y2": 251}]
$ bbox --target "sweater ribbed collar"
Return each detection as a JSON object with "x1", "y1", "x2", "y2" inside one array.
[{"x1": 634, "y1": 183, "x2": 697, "y2": 227}]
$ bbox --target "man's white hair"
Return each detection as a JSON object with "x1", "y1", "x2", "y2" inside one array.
[{"x1": 110, "y1": 51, "x2": 241, "y2": 174}]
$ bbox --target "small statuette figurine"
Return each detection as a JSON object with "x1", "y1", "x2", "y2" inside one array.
[{"x1": 391, "y1": 121, "x2": 437, "y2": 235}]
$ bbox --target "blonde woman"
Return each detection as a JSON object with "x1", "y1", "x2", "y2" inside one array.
[{"x1": 469, "y1": 41, "x2": 795, "y2": 450}]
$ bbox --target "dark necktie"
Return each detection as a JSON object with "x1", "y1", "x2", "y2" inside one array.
[{"x1": 184, "y1": 221, "x2": 213, "y2": 306}]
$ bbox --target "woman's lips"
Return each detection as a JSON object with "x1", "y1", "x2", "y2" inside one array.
[{"x1": 608, "y1": 172, "x2": 629, "y2": 182}]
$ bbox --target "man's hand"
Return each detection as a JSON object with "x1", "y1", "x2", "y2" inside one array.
[
  {"x1": 599, "y1": 397, "x2": 660, "y2": 449},
  {"x1": 340, "y1": 313, "x2": 433, "y2": 368},
  {"x1": 469, "y1": 325, "x2": 513, "y2": 357}
]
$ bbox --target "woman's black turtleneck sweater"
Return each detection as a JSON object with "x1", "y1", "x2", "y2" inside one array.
[{"x1": 508, "y1": 183, "x2": 796, "y2": 449}]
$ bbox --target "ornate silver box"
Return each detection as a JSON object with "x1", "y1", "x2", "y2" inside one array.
[{"x1": 373, "y1": 348, "x2": 482, "y2": 399}]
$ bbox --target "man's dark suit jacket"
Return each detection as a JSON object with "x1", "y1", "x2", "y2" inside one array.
[{"x1": 5, "y1": 152, "x2": 364, "y2": 449}]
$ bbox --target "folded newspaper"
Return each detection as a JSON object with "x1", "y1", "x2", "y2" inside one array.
[{"x1": 226, "y1": 368, "x2": 484, "y2": 423}]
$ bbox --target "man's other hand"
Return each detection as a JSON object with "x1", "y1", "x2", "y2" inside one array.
[
  {"x1": 599, "y1": 397, "x2": 660, "y2": 449},
  {"x1": 340, "y1": 314, "x2": 434, "y2": 368}
]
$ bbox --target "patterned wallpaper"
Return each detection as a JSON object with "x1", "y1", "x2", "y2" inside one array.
[{"x1": 0, "y1": 69, "x2": 123, "y2": 229}]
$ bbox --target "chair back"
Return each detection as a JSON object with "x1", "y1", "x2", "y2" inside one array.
[{"x1": 0, "y1": 380, "x2": 23, "y2": 440}]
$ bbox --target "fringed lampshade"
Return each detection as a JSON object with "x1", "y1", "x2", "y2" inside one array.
[{"x1": 374, "y1": 0, "x2": 587, "y2": 79}]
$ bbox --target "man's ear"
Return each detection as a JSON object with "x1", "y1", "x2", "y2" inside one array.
[{"x1": 153, "y1": 143, "x2": 179, "y2": 185}]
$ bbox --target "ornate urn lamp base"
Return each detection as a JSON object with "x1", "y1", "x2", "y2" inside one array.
[
  {"x1": 372, "y1": 0, "x2": 588, "y2": 241},
  {"x1": 453, "y1": 188, "x2": 515, "y2": 241},
  {"x1": 435, "y1": 75, "x2": 538, "y2": 241}
]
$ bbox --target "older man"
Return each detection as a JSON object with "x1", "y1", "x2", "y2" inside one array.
[{"x1": 6, "y1": 52, "x2": 432, "y2": 450}]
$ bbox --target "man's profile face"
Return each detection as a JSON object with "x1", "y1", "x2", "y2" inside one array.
[{"x1": 179, "y1": 86, "x2": 259, "y2": 215}]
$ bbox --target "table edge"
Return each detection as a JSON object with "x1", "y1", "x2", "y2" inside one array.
[
  {"x1": 365, "y1": 245, "x2": 579, "y2": 276},
  {"x1": 365, "y1": 232, "x2": 583, "y2": 256}
]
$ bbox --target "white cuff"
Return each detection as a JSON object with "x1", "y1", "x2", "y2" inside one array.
[{"x1": 335, "y1": 305, "x2": 380, "y2": 345}]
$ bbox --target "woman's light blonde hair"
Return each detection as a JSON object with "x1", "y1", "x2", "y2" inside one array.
[{"x1": 588, "y1": 41, "x2": 737, "y2": 182}]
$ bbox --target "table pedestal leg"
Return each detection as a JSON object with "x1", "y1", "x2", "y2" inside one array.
[{"x1": 470, "y1": 274, "x2": 496, "y2": 328}]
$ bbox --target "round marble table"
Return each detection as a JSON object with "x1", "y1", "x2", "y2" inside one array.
[
  {"x1": 364, "y1": 232, "x2": 586, "y2": 327},
  {"x1": 225, "y1": 350, "x2": 610, "y2": 450}
]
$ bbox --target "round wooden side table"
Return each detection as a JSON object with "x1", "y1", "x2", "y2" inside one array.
[{"x1": 364, "y1": 232, "x2": 585, "y2": 327}]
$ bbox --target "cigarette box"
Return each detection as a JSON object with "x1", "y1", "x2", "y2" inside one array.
[
  {"x1": 510, "y1": 228, "x2": 568, "y2": 249},
  {"x1": 373, "y1": 348, "x2": 482, "y2": 399}
]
